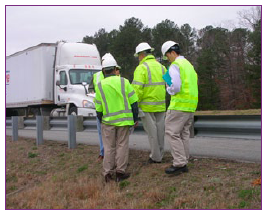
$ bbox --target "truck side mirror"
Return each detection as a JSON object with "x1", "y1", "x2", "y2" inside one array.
[{"x1": 56, "y1": 80, "x2": 67, "y2": 92}]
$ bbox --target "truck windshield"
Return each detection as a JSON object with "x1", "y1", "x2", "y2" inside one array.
[{"x1": 69, "y1": 69, "x2": 99, "y2": 84}]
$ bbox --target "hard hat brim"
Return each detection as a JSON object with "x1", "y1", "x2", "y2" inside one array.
[{"x1": 134, "y1": 48, "x2": 154, "y2": 57}]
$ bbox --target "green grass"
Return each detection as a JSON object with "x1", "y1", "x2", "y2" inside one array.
[
  {"x1": 77, "y1": 165, "x2": 88, "y2": 173},
  {"x1": 28, "y1": 152, "x2": 38, "y2": 158}
]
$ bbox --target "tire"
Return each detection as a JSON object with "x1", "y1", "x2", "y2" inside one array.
[
  {"x1": 31, "y1": 108, "x2": 41, "y2": 117},
  {"x1": 69, "y1": 106, "x2": 77, "y2": 116}
]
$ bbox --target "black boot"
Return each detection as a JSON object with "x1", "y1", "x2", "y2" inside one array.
[
  {"x1": 148, "y1": 158, "x2": 161, "y2": 164},
  {"x1": 115, "y1": 172, "x2": 130, "y2": 182},
  {"x1": 165, "y1": 165, "x2": 188, "y2": 175}
]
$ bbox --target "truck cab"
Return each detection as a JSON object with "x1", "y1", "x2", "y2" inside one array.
[{"x1": 53, "y1": 42, "x2": 102, "y2": 117}]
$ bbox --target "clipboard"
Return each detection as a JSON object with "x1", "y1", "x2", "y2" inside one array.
[{"x1": 162, "y1": 71, "x2": 172, "y2": 86}]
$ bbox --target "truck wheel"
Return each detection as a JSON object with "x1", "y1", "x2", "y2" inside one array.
[
  {"x1": 31, "y1": 108, "x2": 41, "y2": 117},
  {"x1": 69, "y1": 106, "x2": 77, "y2": 116}
]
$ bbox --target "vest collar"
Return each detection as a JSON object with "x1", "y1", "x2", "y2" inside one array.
[
  {"x1": 176, "y1": 56, "x2": 185, "y2": 60},
  {"x1": 139, "y1": 55, "x2": 155, "y2": 65},
  {"x1": 104, "y1": 74, "x2": 117, "y2": 78}
]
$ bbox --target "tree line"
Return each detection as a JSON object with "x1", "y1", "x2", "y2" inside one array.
[{"x1": 82, "y1": 7, "x2": 261, "y2": 111}]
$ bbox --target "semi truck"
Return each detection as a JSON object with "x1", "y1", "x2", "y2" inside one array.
[{"x1": 6, "y1": 41, "x2": 101, "y2": 117}]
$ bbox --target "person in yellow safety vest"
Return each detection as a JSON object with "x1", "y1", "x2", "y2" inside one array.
[
  {"x1": 95, "y1": 55, "x2": 139, "y2": 183},
  {"x1": 132, "y1": 42, "x2": 167, "y2": 164},
  {"x1": 161, "y1": 41, "x2": 198, "y2": 176},
  {"x1": 89, "y1": 53, "x2": 121, "y2": 162}
]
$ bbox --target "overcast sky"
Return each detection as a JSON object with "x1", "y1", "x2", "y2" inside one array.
[{"x1": 5, "y1": 5, "x2": 257, "y2": 56}]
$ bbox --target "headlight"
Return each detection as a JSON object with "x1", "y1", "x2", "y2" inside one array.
[{"x1": 82, "y1": 100, "x2": 95, "y2": 109}]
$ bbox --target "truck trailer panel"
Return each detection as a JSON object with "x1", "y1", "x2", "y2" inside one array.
[{"x1": 6, "y1": 44, "x2": 56, "y2": 108}]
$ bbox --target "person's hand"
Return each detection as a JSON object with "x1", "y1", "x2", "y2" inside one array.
[{"x1": 134, "y1": 121, "x2": 139, "y2": 128}]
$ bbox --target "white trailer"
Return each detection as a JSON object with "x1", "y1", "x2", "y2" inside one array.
[{"x1": 6, "y1": 41, "x2": 102, "y2": 117}]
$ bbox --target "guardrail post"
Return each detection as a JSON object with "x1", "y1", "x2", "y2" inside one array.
[
  {"x1": 11, "y1": 116, "x2": 18, "y2": 141},
  {"x1": 68, "y1": 115, "x2": 76, "y2": 149},
  {"x1": 36, "y1": 116, "x2": 44, "y2": 145}
]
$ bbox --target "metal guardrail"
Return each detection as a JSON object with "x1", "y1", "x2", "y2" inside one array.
[
  {"x1": 194, "y1": 115, "x2": 261, "y2": 139},
  {"x1": 50, "y1": 117, "x2": 68, "y2": 130},
  {"x1": 6, "y1": 115, "x2": 261, "y2": 139},
  {"x1": 6, "y1": 117, "x2": 11, "y2": 127}
]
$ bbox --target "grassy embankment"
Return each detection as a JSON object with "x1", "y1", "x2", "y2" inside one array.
[{"x1": 6, "y1": 134, "x2": 261, "y2": 210}]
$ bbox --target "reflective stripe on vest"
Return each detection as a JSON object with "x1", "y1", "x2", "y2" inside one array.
[
  {"x1": 142, "y1": 62, "x2": 166, "y2": 87},
  {"x1": 97, "y1": 77, "x2": 132, "y2": 119},
  {"x1": 101, "y1": 117, "x2": 134, "y2": 124},
  {"x1": 132, "y1": 63, "x2": 166, "y2": 88},
  {"x1": 96, "y1": 71, "x2": 102, "y2": 83},
  {"x1": 139, "y1": 100, "x2": 166, "y2": 105},
  {"x1": 93, "y1": 71, "x2": 104, "y2": 91}
]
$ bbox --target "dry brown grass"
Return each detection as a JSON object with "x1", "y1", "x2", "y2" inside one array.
[{"x1": 6, "y1": 136, "x2": 261, "y2": 209}]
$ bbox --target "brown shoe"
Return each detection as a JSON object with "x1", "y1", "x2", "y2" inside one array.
[
  {"x1": 105, "y1": 174, "x2": 113, "y2": 183},
  {"x1": 115, "y1": 172, "x2": 130, "y2": 182},
  {"x1": 97, "y1": 155, "x2": 104, "y2": 162}
]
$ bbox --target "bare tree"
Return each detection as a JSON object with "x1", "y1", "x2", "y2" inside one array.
[{"x1": 238, "y1": 6, "x2": 261, "y2": 30}]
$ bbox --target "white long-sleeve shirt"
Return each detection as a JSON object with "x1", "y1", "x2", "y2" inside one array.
[{"x1": 166, "y1": 56, "x2": 185, "y2": 95}]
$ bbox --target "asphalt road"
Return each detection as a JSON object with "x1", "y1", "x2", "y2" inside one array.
[{"x1": 6, "y1": 129, "x2": 261, "y2": 163}]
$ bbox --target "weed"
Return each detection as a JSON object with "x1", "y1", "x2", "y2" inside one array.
[
  {"x1": 204, "y1": 185, "x2": 216, "y2": 191},
  {"x1": 77, "y1": 165, "x2": 88, "y2": 173},
  {"x1": 6, "y1": 174, "x2": 18, "y2": 183},
  {"x1": 238, "y1": 201, "x2": 247, "y2": 208},
  {"x1": 28, "y1": 152, "x2": 38, "y2": 158},
  {"x1": 250, "y1": 171, "x2": 261, "y2": 175},
  {"x1": 238, "y1": 189, "x2": 254, "y2": 199},
  {"x1": 169, "y1": 186, "x2": 176, "y2": 193},
  {"x1": 119, "y1": 180, "x2": 130, "y2": 190},
  {"x1": 33, "y1": 171, "x2": 47, "y2": 175},
  {"x1": 8, "y1": 185, "x2": 18, "y2": 191},
  {"x1": 126, "y1": 192, "x2": 134, "y2": 198}
]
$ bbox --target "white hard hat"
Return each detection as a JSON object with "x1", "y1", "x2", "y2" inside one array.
[
  {"x1": 134, "y1": 42, "x2": 154, "y2": 57},
  {"x1": 102, "y1": 53, "x2": 114, "y2": 61},
  {"x1": 161, "y1": 41, "x2": 178, "y2": 60},
  {"x1": 102, "y1": 53, "x2": 121, "y2": 69}
]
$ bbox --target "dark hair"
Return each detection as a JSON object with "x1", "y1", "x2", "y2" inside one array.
[
  {"x1": 138, "y1": 49, "x2": 152, "y2": 56},
  {"x1": 145, "y1": 49, "x2": 152, "y2": 54},
  {"x1": 103, "y1": 66, "x2": 115, "y2": 74},
  {"x1": 167, "y1": 44, "x2": 181, "y2": 55}
]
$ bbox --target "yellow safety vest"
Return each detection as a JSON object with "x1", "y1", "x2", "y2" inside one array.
[
  {"x1": 95, "y1": 76, "x2": 138, "y2": 126},
  {"x1": 169, "y1": 58, "x2": 198, "y2": 112},
  {"x1": 93, "y1": 71, "x2": 104, "y2": 91},
  {"x1": 132, "y1": 55, "x2": 167, "y2": 112}
]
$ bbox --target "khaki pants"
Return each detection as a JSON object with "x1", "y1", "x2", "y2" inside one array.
[
  {"x1": 101, "y1": 123, "x2": 130, "y2": 176},
  {"x1": 165, "y1": 110, "x2": 194, "y2": 167},
  {"x1": 141, "y1": 112, "x2": 165, "y2": 162}
]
